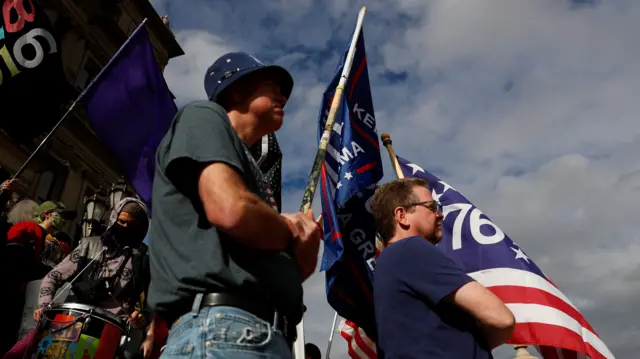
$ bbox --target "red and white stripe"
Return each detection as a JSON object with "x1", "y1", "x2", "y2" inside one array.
[
  {"x1": 339, "y1": 319, "x2": 377, "y2": 359},
  {"x1": 338, "y1": 239, "x2": 383, "y2": 359},
  {"x1": 469, "y1": 268, "x2": 615, "y2": 359},
  {"x1": 264, "y1": 186, "x2": 278, "y2": 211},
  {"x1": 338, "y1": 268, "x2": 614, "y2": 359}
]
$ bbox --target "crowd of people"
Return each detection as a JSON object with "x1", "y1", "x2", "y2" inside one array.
[
  {"x1": 0, "y1": 179, "x2": 164, "y2": 358},
  {"x1": 0, "y1": 50, "x2": 516, "y2": 359}
]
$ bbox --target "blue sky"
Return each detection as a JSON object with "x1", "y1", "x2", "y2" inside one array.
[{"x1": 150, "y1": 0, "x2": 640, "y2": 357}]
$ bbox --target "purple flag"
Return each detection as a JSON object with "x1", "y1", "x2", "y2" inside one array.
[{"x1": 83, "y1": 22, "x2": 177, "y2": 212}]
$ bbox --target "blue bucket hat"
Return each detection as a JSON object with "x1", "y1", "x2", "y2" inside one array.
[{"x1": 203, "y1": 52, "x2": 294, "y2": 104}]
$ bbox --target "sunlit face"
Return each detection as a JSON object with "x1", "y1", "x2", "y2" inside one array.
[
  {"x1": 243, "y1": 71, "x2": 287, "y2": 132},
  {"x1": 403, "y1": 186, "x2": 444, "y2": 244}
]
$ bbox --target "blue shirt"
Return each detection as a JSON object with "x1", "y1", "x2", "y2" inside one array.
[{"x1": 374, "y1": 236, "x2": 493, "y2": 359}]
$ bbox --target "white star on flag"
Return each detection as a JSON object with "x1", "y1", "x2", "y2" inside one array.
[
  {"x1": 344, "y1": 172, "x2": 353, "y2": 180},
  {"x1": 407, "y1": 163, "x2": 424, "y2": 175},
  {"x1": 336, "y1": 182, "x2": 342, "y2": 189},
  {"x1": 432, "y1": 181, "x2": 457, "y2": 202},
  {"x1": 510, "y1": 246, "x2": 530, "y2": 263}
]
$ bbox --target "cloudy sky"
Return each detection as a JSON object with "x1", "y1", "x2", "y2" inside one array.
[{"x1": 150, "y1": 0, "x2": 639, "y2": 357}]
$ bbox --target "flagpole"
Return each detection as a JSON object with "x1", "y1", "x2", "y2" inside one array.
[
  {"x1": 380, "y1": 133, "x2": 404, "y2": 179},
  {"x1": 0, "y1": 18, "x2": 150, "y2": 196},
  {"x1": 298, "y1": 6, "x2": 367, "y2": 213},
  {"x1": 325, "y1": 312, "x2": 339, "y2": 359},
  {"x1": 293, "y1": 8, "x2": 367, "y2": 359}
]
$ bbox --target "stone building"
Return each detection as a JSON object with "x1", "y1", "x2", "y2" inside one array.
[{"x1": 0, "y1": 0, "x2": 183, "y2": 242}]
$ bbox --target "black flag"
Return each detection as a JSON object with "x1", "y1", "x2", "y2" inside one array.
[{"x1": 0, "y1": 0, "x2": 66, "y2": 143}]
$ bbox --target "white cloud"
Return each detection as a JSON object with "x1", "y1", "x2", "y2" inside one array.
[
  {"x1": 163, "y1": 30, "x2": 237, "y2": 104},
  {"x1": 154, "y1": 0, "x2": 640, "y2": 357}
]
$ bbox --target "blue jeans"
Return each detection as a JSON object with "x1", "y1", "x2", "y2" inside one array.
[{"x1": 160, "y1": 303, "x2": 292, "y2": 359}]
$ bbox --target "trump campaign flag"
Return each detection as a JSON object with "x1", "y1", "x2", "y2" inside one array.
[
  {"x1": 83, "y1": 21, "x2": 177, "y2": 212},
  {"x1": 318, "y1": 25, "x2": 383, "y2": 342},
  {"x1": 396, "y1": 155, "x2": 614, "y2": 359}
]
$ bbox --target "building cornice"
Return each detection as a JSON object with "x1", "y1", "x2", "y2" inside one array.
[{"x1": 130, "y1": 0, "x2": 184, "y2": 59}]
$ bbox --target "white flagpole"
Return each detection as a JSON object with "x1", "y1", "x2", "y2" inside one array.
[
  {"x1": 293, "y1": 318, "x2": 306, "y2": 359},
  {"x1": 298, "y1": 5, "x2": 368, "y2": 213},
  {"x1": 325, "y1": 312, "x2": 339, "y2": 359},
  {"x1": 293, "y1": 6, "x2": 368, "y2": 359}
]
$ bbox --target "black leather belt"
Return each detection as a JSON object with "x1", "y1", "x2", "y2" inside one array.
[{"x1": 175, "y1": 293, "x2": 297, "y2": 344}]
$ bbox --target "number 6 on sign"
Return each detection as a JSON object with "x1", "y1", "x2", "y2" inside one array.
[
  {"x1": 13, "y1": 28, "x2": 57, "y2": 68},
  {"x1": 443, "y1": 203, "x2": 505, "y2": 250}
]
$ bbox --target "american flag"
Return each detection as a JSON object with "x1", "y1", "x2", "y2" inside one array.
[
  {"x1": 336, "y1": 238, "x2": 384, "y2": 359},
  {"x1": 339, "y1": 319, "x2": 377, "y2": 359},
  {"x1": 394, "y1": 155, "x2": 615, "y2": 359}
]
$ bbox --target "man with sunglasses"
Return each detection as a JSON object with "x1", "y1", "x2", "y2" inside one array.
[{"x1": 370, "y1": 178, "x2": 514, "y2": 359}]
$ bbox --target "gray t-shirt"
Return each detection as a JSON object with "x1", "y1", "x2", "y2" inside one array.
[{"x1": 147, "y1": 100, "x2": 303, "y2": 324}]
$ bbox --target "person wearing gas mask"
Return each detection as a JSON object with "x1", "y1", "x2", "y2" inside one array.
[{"x1": 3, "y1": 197, "x2": 152, "y2": 359}]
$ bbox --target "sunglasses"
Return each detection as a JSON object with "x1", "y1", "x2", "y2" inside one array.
[{"x1": 404, "y1": 200, "x2": 442, "y2": 213}]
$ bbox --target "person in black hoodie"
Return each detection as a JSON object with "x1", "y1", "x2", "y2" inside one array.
[{"x1": 5, "y1": 197, "x2": 152, "y2": 359}]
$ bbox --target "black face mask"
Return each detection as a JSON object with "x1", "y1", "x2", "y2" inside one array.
[{"x1": 110, "y1": 223, "x2": 140, "y2": 247}]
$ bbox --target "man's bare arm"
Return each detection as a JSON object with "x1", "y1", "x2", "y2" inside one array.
[
  {"x1": 447, "y1": 281, "x2": 515, "y2": 348},
  {"x1": 198, "y1": 162, "x2": 292, "y2": 250}
]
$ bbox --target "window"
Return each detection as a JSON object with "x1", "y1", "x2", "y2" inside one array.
[
  {"x1": 28, "y1": 153, "x2": 69, "y2": 209},
  {"x1": 70, "y1": 184, "x2": 96, "y2": 247},
  {"x1": 34, "y1": 170, "x2": 54, "y2": 203}
]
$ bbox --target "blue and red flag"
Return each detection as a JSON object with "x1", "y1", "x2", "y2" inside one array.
[
  {"x1": 83, "y1": 22, "x2": 177, "y2": 213},
  {"x1": 396, "y1": 155, "x2": 614, "y2": 359},
  {"x1": 318, "y1": 27, "x2": 382, "y2": 341}
]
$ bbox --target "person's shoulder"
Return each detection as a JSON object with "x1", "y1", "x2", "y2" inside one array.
[
  {"x1": 392, "y1": 236, "x2": 444, "y2": 259},
  {"x1": 377, "y1": 238, "x2": 415, "y2": 268},
  {"x1": 75, "y1": 236, "x2": 101, "y2": 252},
  {"x1": 384, "y1": 236, "x2": 429, "y2": 251},
  {"x1": 406, "y1": 236, "x2": 438, "y2": 249},
  {"x1": 172, "y1": 100, "x2": 233, "y2": 137},
  {"x1": 179, "y1": 100, "x2": 228, "y2": 120},
  {"x1": 7, "y1": 220, "x2": 37, "y2": 237},
  {"x1": 8, "y1": 220, "x2": 30, "y2": 232}
]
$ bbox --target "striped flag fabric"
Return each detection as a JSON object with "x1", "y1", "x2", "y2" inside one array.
[
  {"x1": 339, "y1": 319, "x2": 377, "y2": 359},
  {"x1": 396, "y1": 155, "x2": 615, "y2": 359}
]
